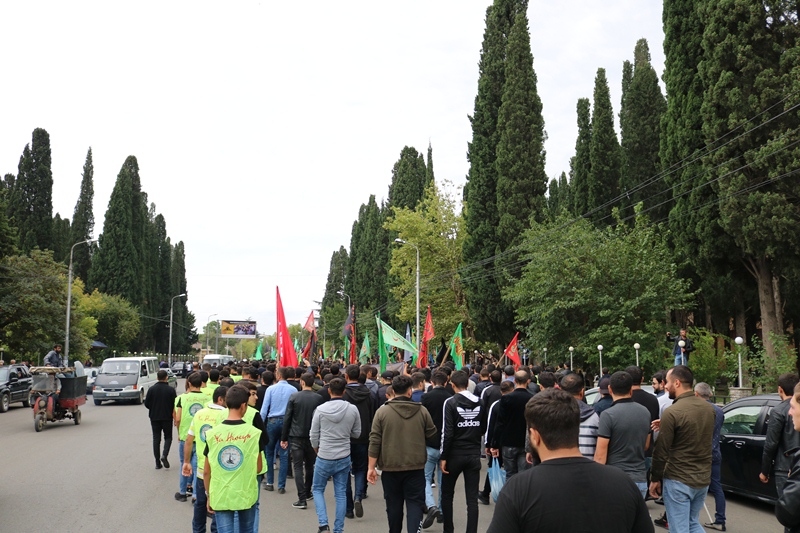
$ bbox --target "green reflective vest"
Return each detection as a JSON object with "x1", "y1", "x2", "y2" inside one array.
[
  {"x1": 188, "y1": 406, "x2": 225, "y2": 480},
  {"x1": 205, "y1": 421, "x2": 262, "y2": 511},
  {"x1": 177, "y1": 391, "x2": 207, "y2": 441}
]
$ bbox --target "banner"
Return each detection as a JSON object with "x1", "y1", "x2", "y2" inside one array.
[
  {"x1": 504, "y1": 332, "x2": 520, "y2": 369},
  {"x1": 419, "y1": 306, "x2": 434, "y2": 368},
  {"x1": 379, "y1": 319, "x2": 418, "y2": 354},
  {"x1": 220, "y1": 320, "x2": 257, "y2": 339},
  {"x1": 276, "y1": 287, "x2": 297, "y2": 368},
  {"x1": 448, "y1": 322, "x2": 465, "y2": 370}
]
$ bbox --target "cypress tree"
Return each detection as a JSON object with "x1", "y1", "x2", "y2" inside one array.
[
  {"x1": 547, "y1": 177, "x2": 559, "y2": 216},
  {"x1": 0, "y1": 185, "x2": 18, "y2": 260},
  {"x1": 51, "y1": 213, "x2": 71, "y2": 263},
  {"x1": 557, "y1": 171, "x2": 570, "y2": 216},
  {"x1": 10, "y1": 144, "x2": 34, "y2": 251},
  {"x1": 619, "y1": 39, "x2": 666, "y2": 221},
  {"x1": 154, "y1": 214, "x2": 172, "y2": 353},
  {"x1": 387, "y1": 146, "x2": 428, "y2": 211},
  {"x1": 495, "y1": 12, "x2": 547, "y2": 248},
  {"x1": 587, "y1": 68, "x2": 621, "y2": 223},
  {"x1": 30, "y1": 128, "x2": 54, "y2": 251},
  {"x1": 71, "y1": 147, "x2": 95, "y2": 284},
  {"x1": 170, "y1": 241, "x2": 192, "y2": 354},
  {"x1": 322, "y1": 246, "x2": 349, "y2": 311},
  {"x1": 426, "y1": 142, "x2": 435, "y2": 188},
  {"x1": 570, "y1": 98, "x2": 592, "y2": 216},
  {"x1": 346, "y1": 195, "x2": 389, "y2": 319}
]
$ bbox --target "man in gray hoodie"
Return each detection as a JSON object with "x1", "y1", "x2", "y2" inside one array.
[{"x1": 310, "y1": 377, "x2": 361, "y2": 533}]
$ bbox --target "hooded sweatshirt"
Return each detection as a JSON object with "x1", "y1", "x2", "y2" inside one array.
[
  {"x1": 343, "y1": 383, "x2": 376, "y2": 445},
  {"x1": 369, "y1": 396, "x2": 437, "y2": 471},
  {"x1": 310, "y1": 398, "x2": 361, "y2": 461},
  {"x1": 440, "y1": 390, "x2": 486, "y2": 461}
]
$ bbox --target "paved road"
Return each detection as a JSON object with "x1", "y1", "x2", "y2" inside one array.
[{"x1": 0, "y1": 385, "x2": 781, "y2": 533}]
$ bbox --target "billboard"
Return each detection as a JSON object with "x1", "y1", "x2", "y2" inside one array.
[{"x1": 220, "y1": 320, "x2": 257, "y2": 339}]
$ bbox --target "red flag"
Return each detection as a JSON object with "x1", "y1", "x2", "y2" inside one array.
[
  {"x1": 504, "y1": 332, "x2": 521, "y2": 369},
  {"x1": 304, "y1": 311, "x2": 316, "y2": 333},
  {"x1": 419, "y1": 306, "x2": 435, "y2": 369},
  {"x1": 349, "y1": 306, "x2": 358, "y2": 365},
  {"x1": 276, "y1": 287, "x2": 297, "y2": 368}
]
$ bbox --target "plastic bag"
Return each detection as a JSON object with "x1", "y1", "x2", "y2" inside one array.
[{"x1": 488, "y1": 457, "x2": 505, "y2": 502}]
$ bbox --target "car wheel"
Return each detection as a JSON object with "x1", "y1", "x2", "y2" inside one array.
[
  {"x1": 34, "y1": 412, "x2": 45, "y2": 432},
  {"x1": 0, "y1": 393, "x2": 9, "y2": 413},
  {"x1": 94, "y1": 399, "x2": 102, "y2": 406},
  {"x1": 135, "y1": 390, "x2": 144, "y2": 405},
  {"x1": 74, "y1": 409, "x2": 81, "y2": 425},
  {"x1": 22, "y1": 393, "x2": 31, "y2": 408}
]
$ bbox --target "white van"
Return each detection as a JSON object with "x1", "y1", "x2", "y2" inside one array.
[
  {"x1": 93, "y1": 356, "x2": 159, "y2": 405},
  {"x1": 202, "y1": 354, "x2": 235, "y2": 367}
]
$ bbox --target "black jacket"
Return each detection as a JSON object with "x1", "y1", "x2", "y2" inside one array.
[
  {"x1": 440, "y1": 391, "x2": 486, "y2": 460},
  {"x1": 480, "y1": 383, "x2": 502, "y2": 410},
  {"x1": 776, "y1": 448, "x2": 800, "y2": 532},
  {"x1": 343, "y1": 383, "x2": 377, "y2": 444},
  {"x1": 282, "y1": 389, "x2": 324, "y2": 441},
  {"x1": 144, "y1": 381, "x2": 177, "y2": 421},
  {"x1": 491, "y1": 388, "x2": 532, "y2": 449},
  {"x1": 421, "y1": 386, "x2": 453, "y2": 448},
  {"x1": 762, "y1": 398, "x2": 800, "y2": 476}
]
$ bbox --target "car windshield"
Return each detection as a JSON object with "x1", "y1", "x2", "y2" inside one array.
[
  {"x1": 100, "y1": 362, "x2": 139, "y2": 374},
  {"x1": 0, "y1": 368, "x2": 7, "y2": 381}
]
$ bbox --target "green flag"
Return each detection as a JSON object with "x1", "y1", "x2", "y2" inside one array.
[
  {"x1": 379, "y1": 319, "x2": 417, "y2": 354},
  {"x1": 359, "y1": 332, "x2": 371, "y2": 363},
  {"x1": 376, "y1": 314, "x2": 389, "y2": 372},
  {"x1": 448, "y1": 322, "x2": 464, "y2": 370},
  {"x1": 254, "y1": 339, "x2": 263, "y2": 361}
]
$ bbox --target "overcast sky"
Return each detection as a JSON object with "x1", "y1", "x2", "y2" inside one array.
[{"x1": 0, "y1": 1, "x2": 665, "y2": 343}]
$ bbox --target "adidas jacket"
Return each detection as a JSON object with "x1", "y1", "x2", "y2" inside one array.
[{"x1": 440, "y1": 390, "x2": 486, "y2": 461}]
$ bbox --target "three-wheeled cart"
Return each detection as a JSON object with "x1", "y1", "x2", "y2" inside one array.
[{"x1": 29, "y1": 367, "x2": 87, "y2": 432}]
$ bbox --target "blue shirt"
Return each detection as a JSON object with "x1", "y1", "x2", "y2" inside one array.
[{"x1": 260, "y1": 380, "x2": 296, "y2": 420}]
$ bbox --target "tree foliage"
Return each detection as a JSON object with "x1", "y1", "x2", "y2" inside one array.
[
  {"x1": 570, "y1": 98, "x2": 593, "y2": 216},
  {"x1": 587, "y1": 68, "x2": 621, "y2": 223},
  {"x1": 79, "y1": 288, "x2": 140, "y2": 354},
  {"x1": 71, "y1": 147, "x2": 95, "y2": 285},
  {"x1": 387, "y1": 146, "x2": 429, "y2": 211}
]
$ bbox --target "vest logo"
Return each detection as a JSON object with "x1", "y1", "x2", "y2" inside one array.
[
  {"x1": 189, "y1": 403, "x2": 204, "y2": 416},
  {"x1": 218, "y1": 445, "x2": 244, "y2": 471},
  {"x1": 456, "y1": 406, "x2": 481, "y2": 428},
  {"x1": 200, "y1": 424, "x2": 212, "y2": 443}
]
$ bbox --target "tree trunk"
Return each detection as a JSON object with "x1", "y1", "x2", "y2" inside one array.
[
  {"x1": 773, "y1": 274, "x2": 784, "y2": 334},
  {"x1": 752, "y1": 256, "x2": 780, "y2": 361}
]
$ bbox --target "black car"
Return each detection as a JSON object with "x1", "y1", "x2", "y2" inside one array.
[
  {"x1": 0, "y1": 364, "x2": 33, "y2": 412},
  {"x1": 171, "y1": 362, "x2": 188, "y2": 378},
  {"x1": 720, "y1": 393, "x2": 782, "y2": 502}
]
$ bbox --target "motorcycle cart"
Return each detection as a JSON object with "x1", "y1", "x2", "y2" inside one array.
[{"x1": 29, "y1": 367, "x2": 87, "y2": 432}]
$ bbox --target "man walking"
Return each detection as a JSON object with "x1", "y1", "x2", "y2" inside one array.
[
  {"x1": 368, "y1": 375, "x2": 437, "y2": 533},
  {"x1": 174, "y1": 372, "x2": 208, "y2": 502},
  {"x1": 310, "y1": 377, "x2": 361, "y2": 533},
  {"x1": 420, "y1": 371, "x2": 452, "y2": 527},
  {"x1": 439, "y1": 370, "x2": 485, "y2": 533},
  {"x1": 485, "y1": 389, "x2": 654, "y2": 533},
  {"x1": 761, "y1": 373, "x2": 800, "y2": 498},
  {"x1": 649, "y1": 365, "x2": 715, "y2": 532},
  {"x1": 489, "y1": 371, "x2": 533, "y2": 480},
  {"x1": 145, "y1": 370, "x2": 178, "y2": 469},
  {"x1": 695, "y1": 382, "x2": 726, "y2": 531},
  {"x1": 342, "y1": 365, "x2": 376, "y2": 519},
  {"x1": 259, "y1": 366, "x2": 297, "y2": 493},
  {"x1": 281, "y1": 372, "x2": 324, "y2": 510},
  {"x1": 594, "y1": 371, "x2": 651, "y2": 497},
  {"x1": 559, "y1": 372, "x2": 599, "y2": 460}
]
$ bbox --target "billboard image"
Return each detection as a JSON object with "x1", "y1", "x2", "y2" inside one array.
[{"x1": 220, "y1": 320, "x2": 257, "y2": 339}]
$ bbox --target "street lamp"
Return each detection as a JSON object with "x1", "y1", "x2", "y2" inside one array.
[
  {"x1": 340, "y1": 291, "x2": 351, "y2": 312},
  {"x1": 168, "y1": 293, "x2": 186, "y2": 366},
  {"x1": 568, "y1": 346, "x2": 574, "y2": 370},
  {"x1": 543, "y1": 347, "x2": 547, "y2": 366},
  {"x1": 206, "y1": 313, "x2": 218, "y2": 354},
  {"x1": 735, "y1": 336, "x2": 744, "y2": 388},
  {"x1": 634, "y1": 343, "x2": 641, "y2": 368},
  {"x1": 597, "y1": 345, "x2": 604, "y2": 382},
  {"x1": 65, "y1": 239, "x2": 94, "y2": 366},
  {"x1": 678, "y1": 340, "x2": 686, "y2": 366},
  {"x1": 394, "y1": 238, "x2": 420, "y2": 350}
]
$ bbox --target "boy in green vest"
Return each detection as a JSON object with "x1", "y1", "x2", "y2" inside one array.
[
  {"x1": 174, "y1": 372, "x2": 207, "y2": 502},
  {"x1": 204, "y1": 386, "x2": 264, "y2": 533},
  {"x1": 184, "y1": 386, "x2": 228, "y2": 533}
]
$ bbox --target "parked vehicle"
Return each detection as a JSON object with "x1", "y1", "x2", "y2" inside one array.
[
  {"x1": 0, "y1": 364, "x2": 33, "y2": 412},
  {"x1": 201, "y1": 354, "x2": 235, "y2": 367},
  {"x1": 720, "y1": 393, "x2": 781, "y2": 503},
  {"x1": 84, "y1": 367, "x2": 99, "y2": 395},
  {"x1": 93, "y1": 356, "x2": 159, "y2": 405},
  {"x1": 171, "y1": 362, "x2": 189, "y2": 378}
]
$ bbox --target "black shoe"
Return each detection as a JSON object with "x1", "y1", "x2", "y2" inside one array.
[
  {"x1": 186, "y1": 484, "x2": 193, "y2": 496},
  {"x1": 436, "y1": 514, "x2": 444, "y2": 524},
  {"x1": 655, "y1": 497, "x2": 664, "y2": 505},
  {"x1": 354, "y1": 500, "x2": 363, "y2": 518},
  {"x1": 264, "y1": 484, "x2": 274, "y2": 491},
  {"x1": 161, "y1": 456, "x2": 170, "y2": 469},
  {"x1": 422, "y1": 507, "x2": 440, "y2": 529},
  {"x1": 292, "y1": 500, "x2": 307, "y2": 509},
  {"x1": 317, "y1": 527, "x2": 330, "y2": 533},
  {"x1": 477, "y1": 492, "x2": 490, "y2": 505},
  {"x1": 704, "y1": 522, "x2": 726, "y2": 531},
  {"x1": 156, "y1": 462, "x2": 163, "y2": 470},
  {"x1": 174, "y1": 492, "x2": 187, "y2": 502},
  {"x1": 346, "y1": 511, "x2": 355, "y2": 519},
  {"x1": 654, "y1": 514, "x2": 668, "y2": 529},
  {"x1": 278, "y1": 487, "x2": 286, "y2": 494},
  {"x1": 307, "y1": 493, "x2": 314, "y2": 501}
]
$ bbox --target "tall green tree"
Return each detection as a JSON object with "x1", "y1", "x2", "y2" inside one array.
[
  {"x1": 153, "y1": 213, "x2": 173, "y2": 353},
  {"x1": 387, "y1": 146, "x2": 428, "y2": 211},
  {"x1": 321, "y1": 246, "x2": 349, "y2": 311},
  {"x1": 570, "y1": 98, "x2": 593, "y2": 216},
  {"x1": 71, "y1": 147, "x2": 95, "y2": 284},
  {"x1": 462, "y1": 0, "x2": 526, "y2": 344},
  {"x1": 699, "y1": 0, "x2": 800, "y2": 360},
  {"x1": 0, "y1": 185, "x2": 18, "y2": 260},
  {"x1": 426, "y1": 142, "x2": 435, "y2": 186},
  {"x1": 51, "y1": 213, "x2": 71, "y2": 263},
  {"x1": 169, "y1": 241, "x2": 196, "y2": 354},
  {"x1": 619, "y1": 39, "x2": 667, "y2": 221},
  {"x1": 587, "y1": 68, "x2": 621, "y2": 223},
  {"x1": 79, "y1": 288, "x2": 140, "y2": 355},
  {"x1": 10, "y1": 129, "x2": 54, "y2": 252}
]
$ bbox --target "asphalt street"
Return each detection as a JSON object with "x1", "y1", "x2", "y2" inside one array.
[{"x1": 0, "y1": 382, "x2": 782, "y2": 533}]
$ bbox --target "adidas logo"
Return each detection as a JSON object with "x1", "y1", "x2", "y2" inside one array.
[
  {"x1": 457, "y1": 420, "x2": 482, "y2": 428},
  {"x1": 457, "y1": 406, "x2": 480, "y2": 420}
]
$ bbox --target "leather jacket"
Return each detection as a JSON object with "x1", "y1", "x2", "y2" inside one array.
[
  {"x1": 281, "y1": 390, "x2": 324, "y2": 441},
  {"x1": 762, "y1": 399, "x2": 800, "y2": 476},
  {"x1": 776, "y1": 448, "x2": 800, "y2": 532}
]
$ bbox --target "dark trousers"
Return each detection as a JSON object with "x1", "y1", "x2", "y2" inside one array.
[
  {"x1": 346, "y1": 442, "x2": 369, "y2": 512},
  {"x1": 708, "y1": 460, "x2": 726, "y2": 524},
  {"x1": 381, "y1": 469, "x2": 426, "y2": 533},
  {"x1": 291, "y1": 437, "x2": 316, "y2": 501},
  {"x1": 150, "y1": 419, "x2": 172, "y2": 463},
  {"x1": 441, "y1": 455, "x2": 481, "y2": 533}
]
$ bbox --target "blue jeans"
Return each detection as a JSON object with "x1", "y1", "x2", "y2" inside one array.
[
  {"x1": 663, "y1": 478, "x2": 708, "y2": 533},
  {"x1": 215, "y1": 505, "x2": 256, "y2": 533},
  {"x1": 346, "y1": 442, "x2": 369, "y2": 513},
  {"x1": 265, "y1": 419, "x2": 288, "y2": 488},
  {"x1": 312, "y1": 456, "x2": 350, "y2": 533},
  {"x1": 673, "y1": 353, "x2": 687, "y2": 367},
  {"x1": 635, "y1": 482, "x2": 648, "y2": 499},
  {"x1": 424, "y1": 446, "x2": 443, "y2": 510},
  {"x1": 178, "y1": 440, "x2": 197, "y2": 495},
  {"x1": 193, "y1": 476, "x2": 217, "y2": 533},
  {"x1": 708, "y1": 461, "x2": 725, "y2": 524}
]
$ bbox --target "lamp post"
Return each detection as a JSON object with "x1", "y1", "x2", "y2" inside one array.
[
  {"x1": 206, "y1": 313, "x2": 218, "y2": 354},
  {"x1": 678, "y1": 339, "x2": 686, "y2": 366},
  {"x1": 735, "y1": 336, "x2": 744, "y2": 388},
  {"x1": 634, "y1": 343, "x2": 641, "y2": 368},
  {"x1": 394, "y1": 238, "x2": 420, "y2": 350},
  {"x1": 568, "y1": 346, "x2": 574, "y2": 370},
  {"x1": 340, "y1": 291, "x2": 351, "y2": 312},
  {"x1": 65, "y1": 239, "x2": 94, "y2": 366},
  {"x1": 597, "y1": 345, "x2": 604, "y2": 382},
  {"x1": 543, "y1": 347, "x2": 547, "y2": 366},
  {"x1": 168, "y1": 293, "x2": 186, "y2": 366}
]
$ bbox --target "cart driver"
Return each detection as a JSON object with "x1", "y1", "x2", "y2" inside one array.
[{"x1": 44, "y1": 344, "x2": 63, "y2": 367}]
